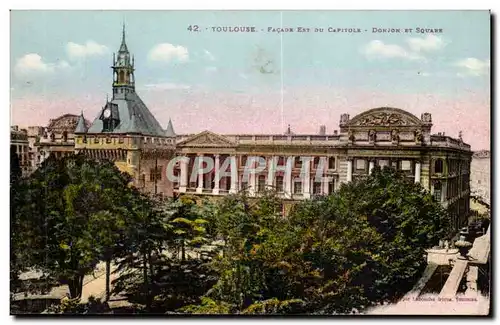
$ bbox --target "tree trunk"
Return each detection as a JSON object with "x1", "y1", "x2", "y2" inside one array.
[
  {"x1": 143, "y1": 252, "x2": 150, "y2": 311},
  {"x1": 181, "y1": 240, "x2": 186, "y2": 261},
  {"x1": 68, "y1": 274, "x2": 84, "y2": 299},
  {"x1": 105, "y1": 258, "x2": 111, "y2": 301},
  {"x1": 148, "y1": 251, "x2": 154, "y2": 280}
]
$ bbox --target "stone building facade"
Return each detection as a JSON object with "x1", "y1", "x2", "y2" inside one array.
[
  {"x1": 172, "y1": 108, "x2": 472, "y2": 229},
  {"x1": 470, "y1": 150, "x2": 490, "y2": 206},
  {"x1": 34, "y1": 114, "x2": 90, "y2": 167},
  {"x1": 67, "y1": 27, "x2": 471, "y2": 229},
  {"x1": 10, "y1": 126, "x2": 30, "y2": 176}
]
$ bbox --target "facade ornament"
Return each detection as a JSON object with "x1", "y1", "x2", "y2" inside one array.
[
  {"x1": 348, "y1": 129, "x2": 355, "y2": 143},
  {"x1": 356, "y1": 112, "x2": 407, "y2": 126},
  {"x1": 415, "y1": 129, "x2": 424, "y2": 143},
  {"x1": 421, "y1": 112, "x2": 432, "y2": 123},
  {"x1": 340, "y1": 113, "x2": 350, "y2": 126},
  {"x1": 368, "y1": 130, "x2": 377, "y2": 143},
  {"x1": 391, "y1": 129, "x2": 400, "y2": 144}
]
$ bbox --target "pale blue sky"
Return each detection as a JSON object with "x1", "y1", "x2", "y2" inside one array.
[{"x1": 10, "y1": 10, "x2": 491, "y2": 149}]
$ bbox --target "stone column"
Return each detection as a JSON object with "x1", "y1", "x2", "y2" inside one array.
[
  {"x1": 322, "y1": 175, "x2": 329, "y2": 195},
  {"x1": 229, "y1": 155, "x2": 238, "y2": 194},
  {"x1": 196, "y1": 154, "x2": 204, "y2": 194},
  {"x1": 369, "y1": 160, "x2": 375, "y2": 175},
  {"x1": 266, "y1": 156, "x2": 275, "y2": 189},
  {"x1": 179, "y1": 155, "x2": 188, "y2": 193},
  {"x1": 213, "y1": 154, "x2": 220, "y2": 195},
  {"x1": 249, "y1": 166, "x2": 256, "y2": 196},
  {"x1": 303, "y1": 157, "x2": 311, "y2": 199},
  {"x1": 415, "y1": 160, "x2": 422, "y2": 184},
  {"x1": 284, "y1": 157, "x2": 292, "y2": 198},
  {"x1": 347, "y1": 158, "x2": 353, "y2": 182}
]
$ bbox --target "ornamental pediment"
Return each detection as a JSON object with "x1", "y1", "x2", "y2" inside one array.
[
  {"x1": 342, "y1": 107, "x2": 427, "y2": 128},
  {"x1": 177, "y1": 130, "x2": 236, "y2": 147}
]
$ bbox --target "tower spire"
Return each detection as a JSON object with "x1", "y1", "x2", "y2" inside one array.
[{"x1": 119, "y1": 22, "x2": 128, "y2": 53}]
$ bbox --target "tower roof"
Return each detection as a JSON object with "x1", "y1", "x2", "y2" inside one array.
[
  {"x1": 119, "y1": 23, "x2": 128, "y2": 53},
  {"x1": 74, "y1": 112, "x2": 88, "y2": 134},
  {"x1": 87, "y1": 92, "x2": 167, "y2": 136},
  {"x1": 165, "y1": 118, "x2": 176, "y2": 137}
]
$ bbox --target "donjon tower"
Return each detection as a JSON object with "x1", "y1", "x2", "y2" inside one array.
[{"x1": 74, "y1": 25, "x2": 177, "y2": 197}]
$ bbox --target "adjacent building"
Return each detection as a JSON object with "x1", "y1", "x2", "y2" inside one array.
[
  {"x1": 470, "y1": 150, "x2": 490, "y2": 206},
  {"x1": 10, "y1": 126, "x2": 30, "y2": 176}
]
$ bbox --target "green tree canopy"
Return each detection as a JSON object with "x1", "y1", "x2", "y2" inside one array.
[{"x1": 13, "y1": 154, "x2": 134, "y2": 298}]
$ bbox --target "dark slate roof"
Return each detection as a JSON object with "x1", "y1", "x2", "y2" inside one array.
[
  {"x1": 87, "y1": 92, "x2": 167, "y2": 136},
  {"x1": 165, "y1": 118, "x2": 176, "y2": 137},
  {"x1": 74, "y1": 113, "x2": 88, "y2": 134}
]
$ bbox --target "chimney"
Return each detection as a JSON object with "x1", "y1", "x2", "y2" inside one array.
[{"x1": 319, "y1": 125, "x2": 326, "y2": 135}]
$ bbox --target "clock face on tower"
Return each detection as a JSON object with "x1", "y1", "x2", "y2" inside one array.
[{"x1": 103, "y1": 108, "x2": 111, "y2": 118}]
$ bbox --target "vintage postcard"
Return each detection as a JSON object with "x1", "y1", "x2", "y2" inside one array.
[{"x1": 10, "y1": 10, "x2": 491, "y2": 316}]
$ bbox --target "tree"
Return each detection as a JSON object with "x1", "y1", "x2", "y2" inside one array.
[
  {"x1": 10, "y1": 145, "x2": 23, "y2": 292},
  {"x1": 184, "y1": 166, "x2": 450, "y2": 314},
  {"x1": 13, "y1": 154, "x2": 133, "y2": 299},
  {"x1": 111, "y1": 194, "x2": 218, "y2": 312}
]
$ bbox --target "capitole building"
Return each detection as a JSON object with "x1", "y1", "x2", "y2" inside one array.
[{"x1": 65, "y1": 27, "x2": 471, "y2": 230}]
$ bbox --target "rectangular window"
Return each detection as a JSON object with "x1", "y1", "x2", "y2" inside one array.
[
  {"x1": 294, "y1": 179, "x2": 302, "y2": 194},
  {"x1": 401, "y1": 160, "x2": 412, "y2": 171},
  {"x1": 294, "y1": 157, "x2": 302, "y2": 169},
  {"x1": 313, "y1": 157, "x2": 320, "y2": 169},
  {"x1": 241, "y1": 156, "x2": 247, "y2": 167},
  {"x1": 356, "y1": 159, "x2": 365, "y2": 170},
  {"x1": 313, "y1": 181, "x2": 322, "y2": 195},
  {"x1": 149, "y1": 166, "x2": 162, "y2": 182},
  {"x1": 328, "y1": 179, "x2": 335, "y2": 194},
  {"x1": 258, "y1": 175, "x2": 266, "y2": 192},
  {"x1": 378, "y1": 160, "x2": 389, "y2": 169},
  {"x1": 276, "y1": 176, "x2": 284, "y2": 192},
  {"x1": 328, "y1": 157, "x2": 336, "y2": 169}
]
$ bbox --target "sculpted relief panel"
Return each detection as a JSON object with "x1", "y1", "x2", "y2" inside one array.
[
  {"x1": 399, "y1": 131, "x2": 416, "y2": 141},
  {"x1": 354, "y1": 131, "x2": 368, "y2": 141},
  {"x1": 353, "y1": 112, "x2": 413, "y2": 127}
]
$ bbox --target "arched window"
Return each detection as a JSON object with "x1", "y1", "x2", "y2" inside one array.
[
  {"x1": 62, "y1": 131, "x2": 68, "y2": 142},
  {"x1": 434, "y1": 159, "x2": 444, "y2": 173},
  {"x1": 119, "y1": 70, "x2": 125, "y2": 83}
]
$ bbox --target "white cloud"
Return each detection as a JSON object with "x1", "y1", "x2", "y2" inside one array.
[
  {"x1": 363, "y1": 40, "x2": 423, "y2": 61},
  {"x1": 14, "y1": 53, "x2": 70, "y2": 76},
  {"x1": 239, "y1": 73, "x2": 248, "y2": 80},
  {"x1": 66, "y1": 40, "x2": 108, "y2": 60},
  {"x1": 148, "y1": 43, "x2": 189, "y2": 63},
  {"x1": 203, "y1": 49, "x2": 215, "y2": 61},
  {"x1": 143, "y1": 83, "x2": 191, "y2": 90},
  {"x1": 454, "y1": 58, "x2": 490, "y2": 76},
  {"x1": 205, "y1": 66, "x2": 217, "y2": 73},
  {"x1": 407, "y1": 35, "x2": 445, "y2": 53}
]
